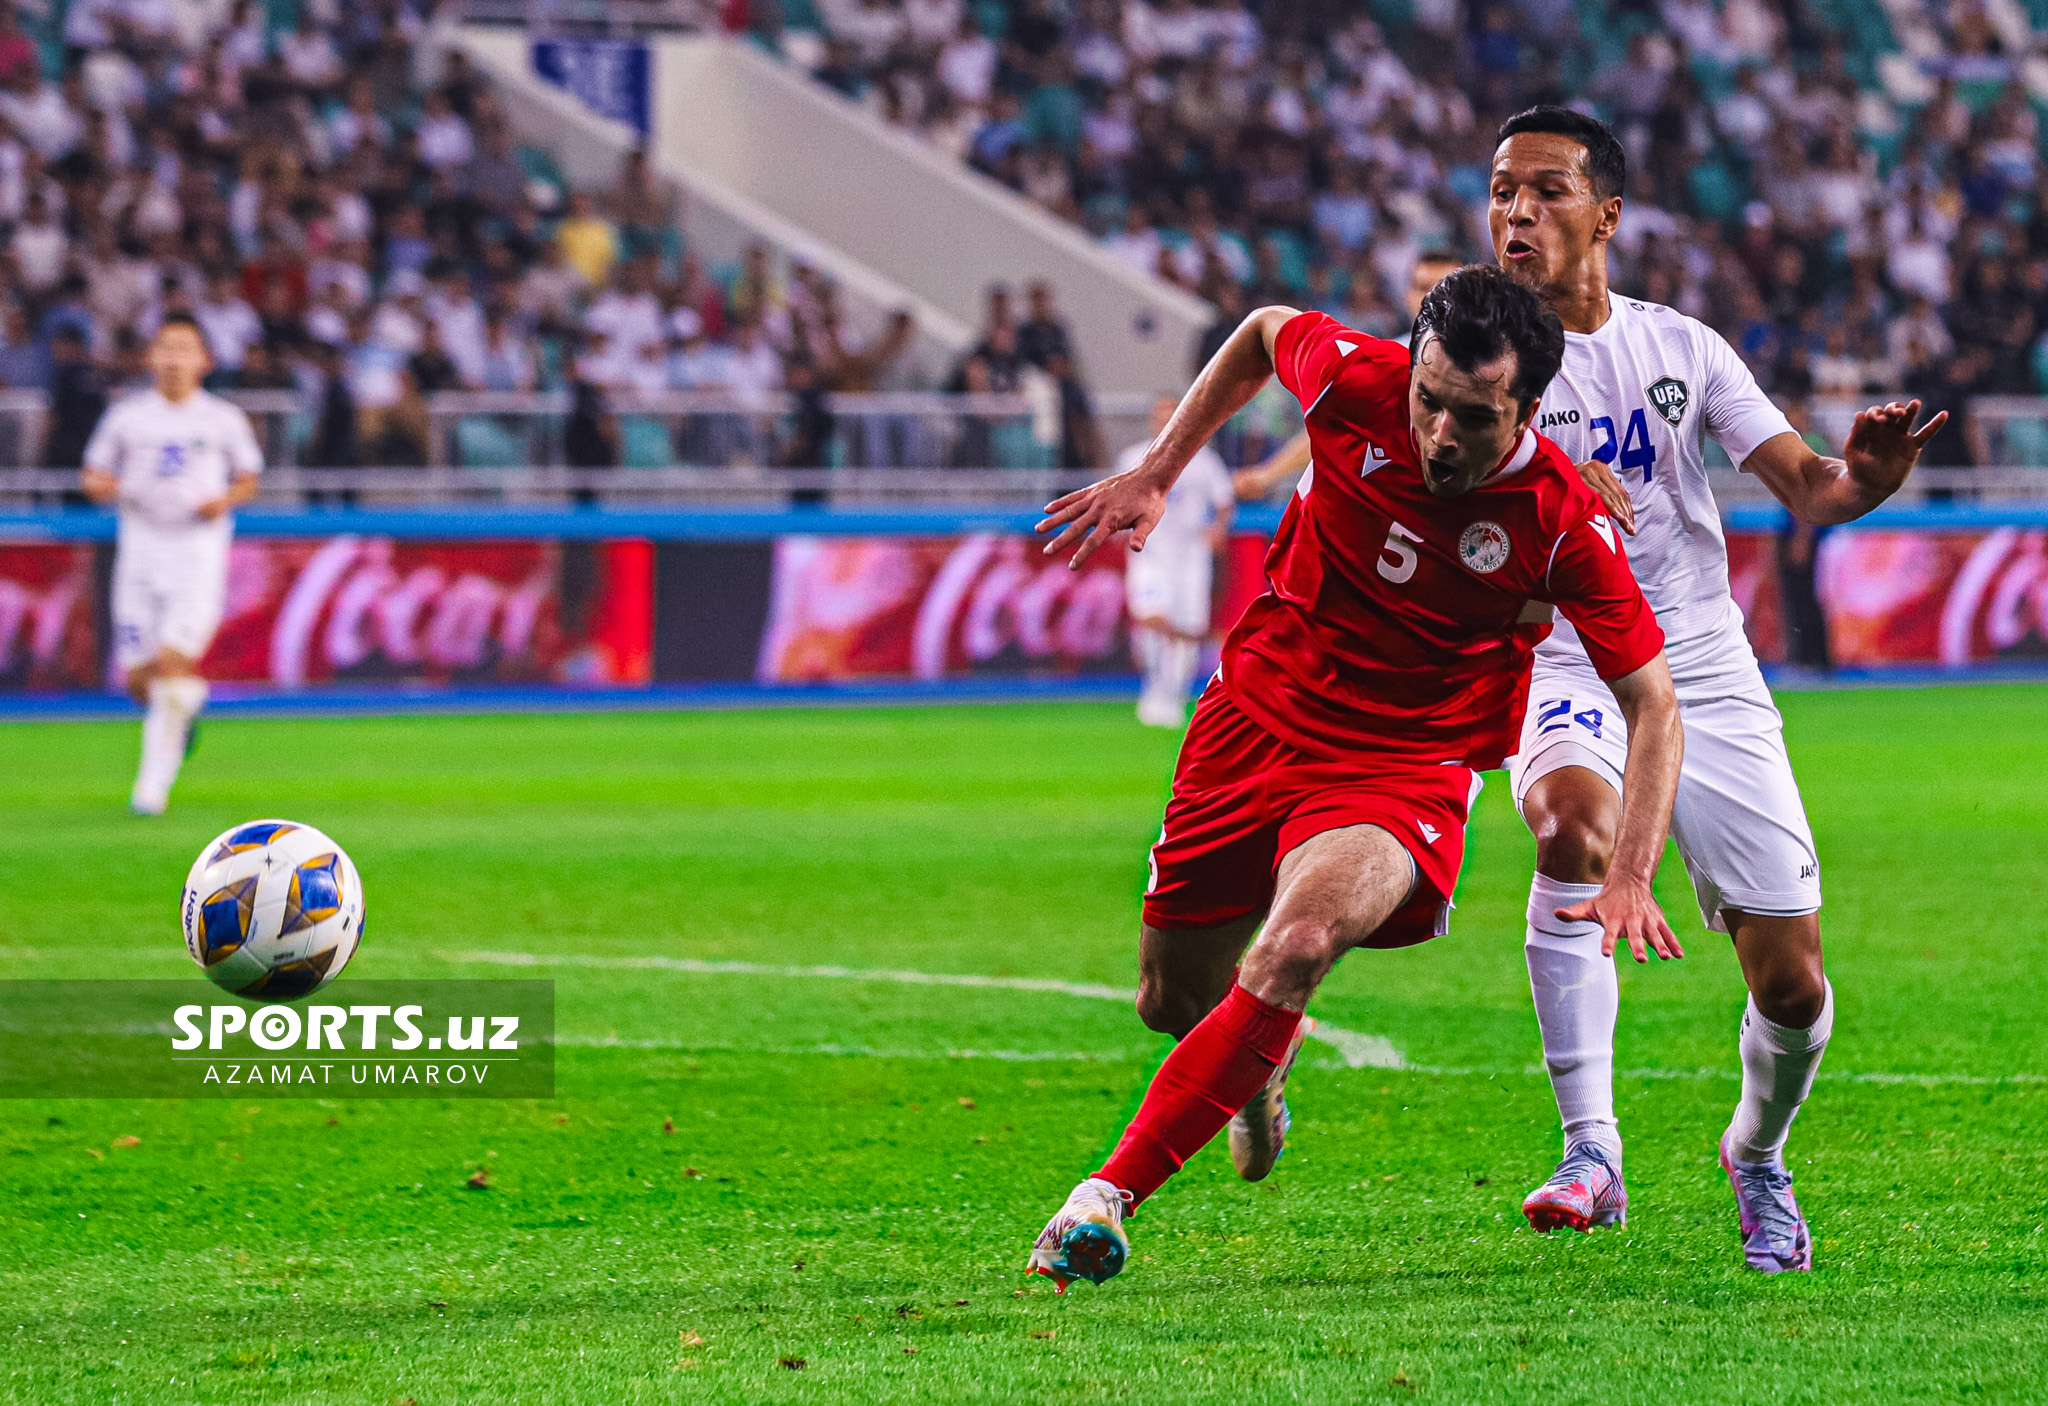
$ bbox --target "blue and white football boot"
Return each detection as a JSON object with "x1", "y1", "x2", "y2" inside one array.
[
  {"x1": 1522, "y1": 1143, "x2": 1628, "y2": 1233},
  {"x1": 1719, "y1": 1131, "x2": 1813, "y2": 1272}
]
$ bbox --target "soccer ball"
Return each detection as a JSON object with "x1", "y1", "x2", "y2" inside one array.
[{"x1": 181, "y1": 820, "x2": 365, "y2": 1000}]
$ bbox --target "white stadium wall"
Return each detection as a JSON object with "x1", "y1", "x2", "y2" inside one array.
[{"x1": 651, "y1": 37, "x2": 1213, "y2": 397}]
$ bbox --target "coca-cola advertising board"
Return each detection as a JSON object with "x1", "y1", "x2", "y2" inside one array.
[
  {"x1": 10, "y1": 525, "x2": 2048, "y2": 693},
  {"x1": 756, "y1": 534, "x2": 1133, "y2": 682},
  {"x1": 193, "y1": 537, "x2": 652, "y2": 687},
  {"x1": 0, "y1": 544, "x2": 98, "y2": 689}
]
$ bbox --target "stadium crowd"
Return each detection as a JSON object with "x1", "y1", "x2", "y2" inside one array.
[
  {"x1": 0, "y1": 0, "x2": 1105, "y2": 469},
  {"x1": 13, "y1": 0, "x2": 2048, "y2": 471},
  {"x1": 787, "y1": 0, "x2": 2048, "y2": 466}
]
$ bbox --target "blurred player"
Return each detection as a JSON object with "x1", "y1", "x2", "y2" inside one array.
[
  {"x1": 1489, "y1": 108, "x2": 1944, "y2": 1270},
  {"x1": 1120, "y1": 395, "x2": 1234, "y2": 728},
  {"x1": 81, "y1": 314, "x2": 263, "y2": 815},
  {"x1": 1230, "y1": 251, "x2": 1461, "y2": 502},
  {"x1": 1024, "y1": 267, "x2": 1681, "y2": 1290}
]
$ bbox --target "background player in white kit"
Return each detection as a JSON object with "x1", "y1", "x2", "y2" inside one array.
[
  {"x1": 1118, "y1": 396, "x2": 1233, "y2": 728},
  {"x1": 1489, "y1": 109, "x2": 1945, "y2": 1272},
  {"x1": 80, "y1": 314, "x2": 263, "y2": 815}
]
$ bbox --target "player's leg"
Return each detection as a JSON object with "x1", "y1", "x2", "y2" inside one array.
[
  {"x1": 1670, "y1": 686, "x2": 1829, "y2": 1271},
  {"x1": 130, "y1": 559, "x2": 223, "y2": 815},
  {"x1": 1510, "y1": 679, "x2": 1631, "y2": 1230},
  {"x1": 1135, "y1": 915, "x2": 1262, "y2": 1038},
  {"x1": 1145, "y1": 555, "x2": 1211, "y2": 730},
  {"x1": 1031, "y1": 825, "x2": 1416, "y2": 1289},
  {"x1": 1040, "y1": 828, "x2": 1413, "y2": 1290}
]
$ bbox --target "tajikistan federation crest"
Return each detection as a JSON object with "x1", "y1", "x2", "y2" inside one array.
[
  {"x1": 1459, "y1": 520, "x2": 1511, "y2": 574},
  {"x1": 1647, "y1": 376, "x2": 1689, "y2": 426}
]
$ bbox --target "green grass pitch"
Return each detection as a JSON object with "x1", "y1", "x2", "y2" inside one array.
[{"x1": 2, "y1": 688, "x2": 2047, "y2": 1403}]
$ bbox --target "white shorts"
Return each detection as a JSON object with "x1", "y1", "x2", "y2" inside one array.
[
  {"x1": 1508, "y1": 656, "x2": 1822, "y2": 933},
  {"x1": 1125, "y1": 548, "x2": 1212, "y2": 638},
  {"x1": 112, "y1": 545, "x2": 227, "y2": 670}
]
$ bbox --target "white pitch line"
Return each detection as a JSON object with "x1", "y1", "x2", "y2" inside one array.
[
  {"x1": 442, "y1": 948, "x2": 1408, "y2": 1070},
  {"x1": 22, "y1": 946, "x2": 2038, "y2": 1086}
]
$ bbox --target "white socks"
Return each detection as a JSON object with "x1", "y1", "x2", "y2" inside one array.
[
  {"x1": 1134, "y1": 628, "x2": 1198, "y2": 727},
  {"x1": 1727, "y1": 980, "x2": 1834, "y2": 1167},
  {"x1": 132, "y1": 675, "x2": 208, "y2": 814},
  {"x1": 1525, "y1": 873, "x2": 1622, "y2": 1163}
]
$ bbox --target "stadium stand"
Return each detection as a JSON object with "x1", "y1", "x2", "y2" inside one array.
[
  {"x1": 763, "y1": 0, "x2": 2048, "y2": 464},
  {"x1": 7, "y1": 0, "x2": 2048, "y2": 483}
]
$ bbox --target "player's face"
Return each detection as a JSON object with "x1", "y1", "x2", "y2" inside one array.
[
  {"x1": 148, "y1": 325, "x2": 212, "y2": 399},
  {"x1": 1408, "y1": 336, "x2": 1534, "y2": 499},
  {"x1": 1488, "y1": 133, "x2": 1621, "y2": 293}
]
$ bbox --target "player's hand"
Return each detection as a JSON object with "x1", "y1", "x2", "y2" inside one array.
[
  {"x1": 1558, "y1": 875, "x2": 1683, "y2": 964},
  {"x1": 1038, "y1": 467, "x2": 1169, "y2": 569},
  {"x1": 1574, "y1": 458, "x2": 1636, "y2": 535},
  {"x1": 1842, "y1": 399, "x2": 1947, "y2": 492},
  {"x1": 194, "y1": 497, "x2": 230, "y2": 521}
]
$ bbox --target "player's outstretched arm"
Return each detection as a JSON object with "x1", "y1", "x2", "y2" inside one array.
[
  {"x1": 1742, "y1": 402, "x2": 1948, "y2": 526},
  {"x1": 1232, "y1": 430, "x2": 1311, "y2": 502},
  {"x1": 80, "y1": 467, "x2": 118, "y2": 505},
  {"x1": 197, "y1": 471, "x2": 261, "y2": 522},
  {"x1": 1040, "y1": 306, "x2": 1299, "y2": 568},
  {"x1": 1558, "y1": 652, "x2": 1684, "y2": 964}
]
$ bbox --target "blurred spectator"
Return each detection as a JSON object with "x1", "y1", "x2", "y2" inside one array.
[
  {"x1": 1016, "y1": 281, "x2": 1072, "y2": 368},
  {"x1": 42, "y1": 328, "x2": 105, "y2": 469},
  {"x1": 302, "y1": 341, "x2": 361, "y2": 470},
  {"x1": 1776, "y1": 399, "x2": 1833, "y2": 671},
  {"x1": 556, "y1": 191, "x2": 618, "y2": 288}
]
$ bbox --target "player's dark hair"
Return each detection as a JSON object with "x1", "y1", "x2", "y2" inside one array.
[
  {"x1": 155, "y1": 311, "x2": 211, "y2": 351},
  {"x1": 1409, "y1": 264, "x2": 1565, "y2": 410},
  {"x1": 1497, "y1": 106, "x2": 1626, "y2": 202}
]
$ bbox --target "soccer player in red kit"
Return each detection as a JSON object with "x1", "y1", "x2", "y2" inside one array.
[{"x1": 1024, "y1": 265, "x2": 1685, "y2": 1289}]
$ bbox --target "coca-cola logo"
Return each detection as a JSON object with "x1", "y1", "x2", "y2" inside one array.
[
  {"x1": 911, "y1": 536, "x2": 1126, "y2": 679},
  {"x1": 1939, "y1": 528, "x2": 2048, "y2": 665},
  {"x1": 270, "y1": 537, "x2": 550, "y2": 686},
  {"x1": 758, "y1": 534, "x2": 1131, "y2": 683}
]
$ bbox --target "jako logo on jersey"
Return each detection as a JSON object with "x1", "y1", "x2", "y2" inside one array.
[
  {"x1": 1360, "y1": 442, "x2": 1392, "y2": 477},
  {"x1": 1588, "y1": 515, "x2": 1618, "y2": 551},
  {"x1": 1538, "y1": 409, "x2": 1580, "y2": 430},
  {"x1": 1418, "y1": 822, "x2": 1441, "y2": 844},
  {"x1": 1457, "y1": 521, "x2": 1510, "y2": 573},
  {"x1": 1647, "y1": 377, "x2": 1689, "y2": 426}
]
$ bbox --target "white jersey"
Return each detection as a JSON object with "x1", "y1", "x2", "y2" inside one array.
[
  {"x1": 1530, "y1": 293, "x2": 1793, "y2": 679},
  {"x1": 1118, "y1": 438, "x2": 1233, "y2": 556},
  {"x1": 84, "y1": 388, "x2": 264, "y2": 557}
]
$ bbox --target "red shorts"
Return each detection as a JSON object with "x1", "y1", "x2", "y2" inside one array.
[{"x1": 1141, "y1": 683, "x2": 1475, "y2": 949}]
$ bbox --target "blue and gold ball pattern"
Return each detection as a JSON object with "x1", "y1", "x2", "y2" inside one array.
[{"x1": 180, "y1": 820, "x2": 365, "y2": 1000}]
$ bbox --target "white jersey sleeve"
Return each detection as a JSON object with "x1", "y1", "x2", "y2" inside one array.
[
  {"x1": 81, "y1": 399, "x2": 129, "y2": 476},
  {"x1": 221, "y1": 400, "x2": 265, "y2": 478},
  {"x1": 1694, "y1": 322, "x2": 1797, "y2": 469}
]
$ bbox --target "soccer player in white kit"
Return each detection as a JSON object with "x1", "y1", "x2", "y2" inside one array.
[
  {"x1": 81, "y1": 314, "x2": 263, "y2": 815},
  {"x1": 1489, "y1": 109, "x2": 1945, "y2": 1271},
  {"x1": 1119, "y1": 396, "x2": 1234, "y2": 728}
]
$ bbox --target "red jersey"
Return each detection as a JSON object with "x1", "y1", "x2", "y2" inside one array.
[{"x1": 1220, "y1": 311, "x2": 1664, "y2": 770}]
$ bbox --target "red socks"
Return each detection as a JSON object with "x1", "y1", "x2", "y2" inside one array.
[{"x1": 1094, "y1": 982, "x2": 1303, "y2": 1207}]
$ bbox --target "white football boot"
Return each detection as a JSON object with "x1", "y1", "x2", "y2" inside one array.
[
  {"x1": 1026, "y1": 1177, "x2": 1133, "y2": 1292},
  {"x1": 1229, "y1": 1015, "x2": 1314, "y2": 1181}
]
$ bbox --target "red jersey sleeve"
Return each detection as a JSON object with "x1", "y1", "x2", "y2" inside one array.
[
  {"x1": 1543, "y1": 515, "x2": 1665, "y2": 680},
  {"x1": 1272, "y1": 311, "x2": 1353, "y2": 409}
]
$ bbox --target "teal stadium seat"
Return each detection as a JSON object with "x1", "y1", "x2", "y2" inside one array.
[
  {"x1": 620, "y1": 416, "x2": 675, "y2": 468},
  {"x1": 1688, "y1": 160, "x2": 1745, "y2": 222},
  {"x1": 455, "y1": 417, "x2": 528, "y2": 469}
]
